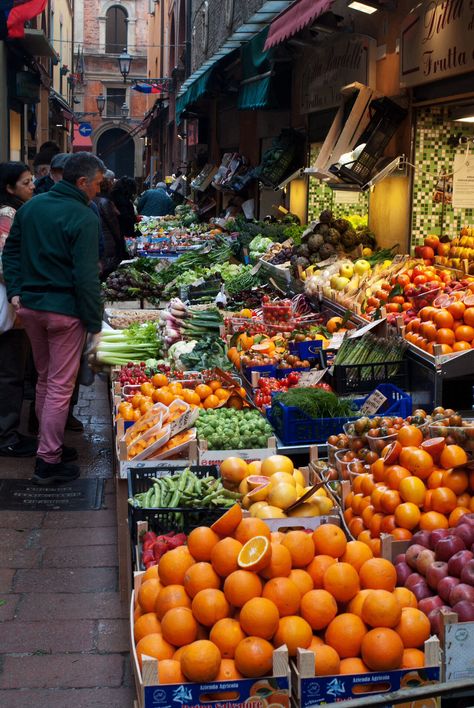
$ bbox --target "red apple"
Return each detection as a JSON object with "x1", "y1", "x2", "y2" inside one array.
[
  {"x1": 396, "y1": 561, "x2": 413, "y2": 586},
  {"x1": 426, "y1": 561, "x2": 449, "y2": 590},
  {"x1": 411, "y1": 530, "x2": 432, "y2": 548},
  {"x1": 460, "y1": 559, "x2": 474, "y2": 586},
  {"x1": 406, "y1": 572, "x2": 425, "y2": 590},
  {"x1": 438, "y1": 576, "x2": 461, "y2": 602},
  {"x1": 406, "y1": 544, "x2": 428, "y2": 570},
  {"x1": 429, "y1": 528, "x2": 450, "y2": 550},
  {"x1": 411, "y1": 579, "x2": 433, "y2": 601},
  {"x1": 418, "y1": 595, "x2": 444, "y2": 615},
  {"x1": 450, "y1": 583, "x2": 474, "y2": 606},
  {"x1": 452, "y1": 600, "x2": 474, "y2": 622},
  {"x1": 416, "y1": 549, "x2": 436, "y2": 576},
  {"x1": 428, "y1": 605, "x2": 452, "y2": 635},
  {"x1": 453, "y1": 523, "x2": 474, "y2": 548},
  {"x1": 394, "y1": 553, "x2": 407, "y2": 565},
  {"x1": 435, "y1": 535, "x2": 466, "y2": 562},
  {"x1": 448, "y1": 550, "x2": 474, "y2": 578},
  {"x1": 457, "y1": 513, "x2": 474, "y2": 525}
]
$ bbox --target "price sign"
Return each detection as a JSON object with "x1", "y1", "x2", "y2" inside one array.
[
  {"x1": 297, "y1": 368, "x2": 328, "y2": 387},
  {"x1": 328, "y1": 332, "x2": 346, "y2": 349},
  {"x1": 445, "y1": 621, "x2": 474, "y2": 681},
  {"x1": 360, "y1": 390, "x2": 387, "y2": 415},
  {"x1": 348, "y1": 318, "x2": 386, "y2": 339}
]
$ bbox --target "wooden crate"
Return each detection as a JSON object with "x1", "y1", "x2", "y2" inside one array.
[
  {"x1": 130, "y1": 571, "x2": 291, "y2": 708},
  {"x1": 198, "y1": 437, "x2": 277, "y2": 465}
]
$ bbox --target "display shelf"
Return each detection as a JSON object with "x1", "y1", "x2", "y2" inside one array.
[{"x1": 258, "y1": 260, "x2": 305, "y2": 296}]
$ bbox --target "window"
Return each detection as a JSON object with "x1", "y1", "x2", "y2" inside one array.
[
  {"x1": 106, "y1": 87, "x2": 126, "y2": 116},
  {"x1": 105, "y1": 6, "x2": 128, "y2": 54}
]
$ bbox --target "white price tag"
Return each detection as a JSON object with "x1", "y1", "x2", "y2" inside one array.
[
  {"x1": 328, "y1": 332, "x2": 346, "y2": 349},
  {"x1": 445, "y1": 621, "x2": 474, "y2": 681},
  {"x1": 348, "y1": 318, "x2": 386, "y2": 339},
  {"x1": 251, "y1": 261, "x2": 263, "y2": 275},
  {"x1": 360, "y1": 390, "x2": 387, "y2": 415},
  {"x1": 297, "y1": 368, "x2": 328, "y2": 387}
]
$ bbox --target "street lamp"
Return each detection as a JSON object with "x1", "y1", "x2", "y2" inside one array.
[
  {"x1": 96, "y1": 94, "x2": 106, "y2": 116},
  {"x1": 118, "y1": 49, "x2": 132, "y2": 83},
  {"x1": 121, "y1": 102, "x2": 130, "y2": 119}
]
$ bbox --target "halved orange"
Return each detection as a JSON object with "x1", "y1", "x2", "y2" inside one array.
[
  {"x1": 211, "y1": 504, "x2": 242, "y2": 537},
  {"x1": 237, "y1": 535, "x2": 272, "y2": 572}
]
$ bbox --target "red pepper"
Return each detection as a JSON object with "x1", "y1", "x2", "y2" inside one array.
[{"x1": 142, "y1": 531, "x2": 158, "y2": 544}]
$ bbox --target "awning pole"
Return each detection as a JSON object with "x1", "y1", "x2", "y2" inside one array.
[{"x1": 0, "y1": 42, "x2": 9, "y2": 161}]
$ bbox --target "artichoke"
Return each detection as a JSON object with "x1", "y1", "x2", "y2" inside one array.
[
  {"x1": 297, "y1": 244, "x2": 310, "y2": 258},
  {"x1": 320, "y1": 210, "x2": 333, "y2": 223},
  {"x1": 341, "y1": 229, "x2": 357, "y2": 249},
  {"x1": 334, "y1": 218, "x2": 351, "y2": 234},
  {"x1": 324, "y1": 228, "x2": 341, "y2": 245},
  {"x1": 308, "y1": 233, "x2": 324, "y2": 252},
  {"x1": 319, "y1": 243, "x2": 336, "y2": 260}
]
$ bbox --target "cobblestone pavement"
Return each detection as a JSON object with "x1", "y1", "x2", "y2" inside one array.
[{"x1": 0, "y1": 377, "x2": 136, "y2": 707}]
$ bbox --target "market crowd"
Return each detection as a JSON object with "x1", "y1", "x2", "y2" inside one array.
[{"x1": 0, "y1": 145, "x2": 175, "y2": 486}]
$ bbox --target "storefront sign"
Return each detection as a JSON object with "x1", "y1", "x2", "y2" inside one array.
[
  {"x1": 452, "y1": 153, "x2": 474, "y2": 209},
  {"x1": 15, "y1": 71, "x2": 40, "y2": 104},
  {"x1": 401, "y1": 0, "x2": 474, "y2": 87},
  {"x1": 298, "y1": 35, "x2": 376, "y2": 114}
]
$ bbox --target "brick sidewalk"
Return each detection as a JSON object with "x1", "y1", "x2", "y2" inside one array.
[{"x1": 0, "y1": 378, "x2": 136, "y2": 707}]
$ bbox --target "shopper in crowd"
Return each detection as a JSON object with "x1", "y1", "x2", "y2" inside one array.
[
  {"x1": 94, "y1": 169, "x2": 127, "y2": 279},
  {"x1": 137, "y1": 181, "x2": 175, "y2": 217},
  {"x1": 2, "y1": 152, "x2": 105, "y2": 485},
  {"x1": 110, "y1": 176, "x2": 138, "y2": 238},
  {"x1": 33, "y1": 141, "x2": 61, "y2": 192},
  {"x1": 0, "y1": 162, "x2": 37, "y2": 457}
]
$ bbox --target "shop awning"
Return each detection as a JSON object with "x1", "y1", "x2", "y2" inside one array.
[
  {"x1": 49, "y1": 89, "x2": 74, "y2": 120},
  {"x1": 264, "y1": 0, "x2": 334, "y2": 50},
  {"x1": 176, "y1": 67, "x2": 215, "y2": 124},
  {"x1": 238, "y1": 27, "x2": 290, "y2": 110},
  {"x1": 72, "y1": 125, "x2": 93, "y2": 152}
]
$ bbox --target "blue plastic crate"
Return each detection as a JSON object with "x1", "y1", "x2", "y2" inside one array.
[
  {"x1": 289, "y1": 340, "x2": 324, "y2": 360},
  {"x1": 242, "y1": 364, "x2": 276, "y2": 381},
  {"x1": 268, "y1": 404, "x2": 358, "y2": 445},
  {"x1": 274, "y1": 367, "x2": 313, "y2": 380},
  {"x1": 354, "y1": 384, "x2": 412, "y2": 418}
]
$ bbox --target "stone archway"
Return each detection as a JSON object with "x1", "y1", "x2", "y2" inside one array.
[{"x1": 96, "y1": 127, "x2": 135, "y2": 177}]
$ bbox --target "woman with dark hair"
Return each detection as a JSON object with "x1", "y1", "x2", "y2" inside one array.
[
  {"x1": 0, "y1": 162, "x2": 37, "y2": 457},
  {"x1": 110, "y1": 176, "x2": 138, "y2": 238},
  {"x1": 95, "y1": 170, "x2": 128, "y2": 279}
]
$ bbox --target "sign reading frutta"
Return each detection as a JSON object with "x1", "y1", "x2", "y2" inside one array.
[{"x1": 401, "y1": 0, "x2": 474, "y2": 87}]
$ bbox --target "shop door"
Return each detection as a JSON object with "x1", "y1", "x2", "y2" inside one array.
[{"x1": 96, "y1": 128, "x2": 134, "y2": 177}]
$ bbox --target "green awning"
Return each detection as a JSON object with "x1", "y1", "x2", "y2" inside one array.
[
  {"x1": 238, "y1": 75, "x2": 273, "y2": 110},
  {"x1": 176, "y1": 67, "x2": 214, "y2": 124},
  {"x1": 237, "y1": 27, "x2": 289, "y2": 110}
]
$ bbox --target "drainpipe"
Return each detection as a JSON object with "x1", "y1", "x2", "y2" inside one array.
[
  {"x1": 0, "y1": 42, "x2": 9, "y2": 160},
  {"x1": 185, "y1": 0, "x2": 191, "y2": 78}
]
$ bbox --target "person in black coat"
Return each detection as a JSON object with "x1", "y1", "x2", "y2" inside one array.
[
  {"x1": 94, "y1": 171, "x2": 128, "y2": 280},
  {"x1": 110, "y1": 176, "x2": 137, "y2": 238}
]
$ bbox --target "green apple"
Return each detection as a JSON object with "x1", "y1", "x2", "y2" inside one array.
[
  {"x1": 330, "y1": 275, "x2": 350, "y2": 291},
  {"x1": 354, "y1": 259, "x2": 371, "y2": 275},
  {"x1": 339, "y1": 263, "x2": 354, "y2": 279}
]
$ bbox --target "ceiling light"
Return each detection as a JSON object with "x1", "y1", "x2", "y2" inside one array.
[{"x1": 348, "y1": 1, "x2": 378, "y2": 13}]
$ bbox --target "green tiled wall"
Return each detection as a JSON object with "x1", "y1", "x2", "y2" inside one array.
[{"x1": 411, "y1": 107, "x2": 474, "y2": 248}]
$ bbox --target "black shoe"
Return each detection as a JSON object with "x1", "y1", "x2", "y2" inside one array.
[
  {"x1": 32, "y1": 458, "x2": 80, "y2": 486},
  {"x1": 65, "y1": 414, "x2": 84, "y2": 432},
  {"x1": 62, "y1": 445, "x2": 78, "y2": 463},
  {"x1": 0, "y1": 435, "x2": 38, "y2": 457}
]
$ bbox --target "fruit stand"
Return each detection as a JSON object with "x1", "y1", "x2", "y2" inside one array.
[{"x1": 98, "y1": 209, "x2": 474, "y2": 707}]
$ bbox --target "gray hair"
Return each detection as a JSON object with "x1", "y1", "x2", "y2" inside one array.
[
  {"x1": 104, "y1": 169, "x2": 115, "y2": 180},
  {"x1": 155, "y1": 181, "x2": 167, "y2": 189},
  {"x1": 63, "y1": 152, "x2": 106, "y2": 185}
]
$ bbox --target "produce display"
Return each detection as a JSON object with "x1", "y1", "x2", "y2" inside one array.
[
  {"x1": 272, "y1": 388, "x2": 357, "y2": 420},
  {"x1": 404, "y1": 292, "x2": 474, "y2": 355},
  {"x1": 96, "y1": 322, "x2": 163, "y2": 366},
  {"x1": 196, "y1": 408, "x2": 274, "y2": 450},
  {"x1": 102, "y1": 258, "x2": 165, "y2": 302}
]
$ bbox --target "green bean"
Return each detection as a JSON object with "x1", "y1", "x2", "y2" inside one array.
[
  {"x1": 152, "y1": 483, "x2": 161, "y2": 507},
  {"x1": 144, "y1": 487, "x2": 154, "y2": 507}
]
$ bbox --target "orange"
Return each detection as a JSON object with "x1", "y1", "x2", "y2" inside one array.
[
  {"x1": 360, "y1": 474, "x2": 375, "y2": 496},
  {"x1": 192, "y1": 589, "x2": 230, "y2": 627},
  {"x1": 183, "y1": 562, "x2": 221, "y2": 598},
  {"x1": 347, "y1": 589, "x2": 373, "y2": 617},
  {"x1": 457, "y1": 493, "x2": 471, "y2": 508},
  {"x1": 180, "y1": 640, "x2": 221, "y2": 682},
  {"x1": 237, "y1": 535, "x2": 272, "y2": 572},
  {"x1": 369, "y1": 513, "x2": 385, "y2": 539},
  {"x1": 398, "y1": 425, "x2": 423, "y2": 447},
  {"x1": 211, "y1": 537, "x2": 243, "y2": 577},
  {"x1": 157, "y1": 659, "x2": 185, "y2": 684},
  {"x1": 262, "y1": 577, "x2": 301, "y2": 616},
  {"x1": 393, "y1": 587, "x2": 418, "y2": 609},
  {"x1": 306, "y1": 555, "x2": 337, "y2": 588},
  {"x1": 325, "y1": 613, "x2": 367, "y2": 658},
  {"x1": 395, "y1": 607, "x2": 431, "y2": 648},
  {"x1": 273, "y1": 615, "x2": 313, "y2": 656},
  {"x1": 381, "y1": 490, "x2": 402, "y2": 515},
  {"x1": 143, "y1": 565, "x2": 159, "y2": 582},
  {"x1": 215, "y1": 388, "x2": 230, "y2": 401},
  {"x1": 312, "y1": 524, "x2": 347, "y2": 558},
  {"x1": 455, "y1": 325, "x2": 474, "y2": 342},
  {"x1": 138, "y1": 578, "x2": 163, "y2": 613},
  {"x1": 361, "y1": 589, "x2": 402, "y2": 628},
  {"x1": 260, "y1": 543, "x2": 292, "y2": 579},
  {"x1": 158, "y1": 546, "x2": 195, "y2": 586},
  {"x1": 427, "y1": 469, "x2": 444, "y2": 489},
  {"x1": 386, "y1": 466, "x2": 412, "y2": 490},
  {"x1": 339, "y1": 657, "x2": 369, "y2": 674},
  {"x1": 436, "y1": 328, "x2": 455, "y2": 346},
  {"x1": 440, "y1": 444, "x2": 468, "y2": 469},
  {"x1": 136, "y1": 633, "x2": 175, "y2": 668},
  {"x1": 288, "y1": 569, "x2": 314, "y2": 595},
  {"x1": 431, "y1": 486, "x2": 457, "y2": 514},
  {"x1": 361, "y1": 628, "x2": 404, "y2": 670},
  {"x1": 209, "y1": 618, "x2": 246, "y2": 659},
  {"x1": 371, "y1": 458, "x2": 387, "y2": 482},
  {"x1": 155, "y1": 584, "x2": 192, "y2": 620},
  {"x1": 359, "y1": 558, "x2": 397, "y2": 592},
  {"x1": 134, "y1": 606, "x2": 143, "y2": 621},
  {"x1": 399, "y1": 448, "x2": 434, "y2": 479},
  {"x1": 156, "y1": 389, "x2": 174, "y2": 406},
  {"x1": 215, "y1": 658, "x2": 243, "y2": 681},
  {"x1": 419, "y1": 511, "x2": 449, "y2": 530},
  {"x1": 172, "y1": 645, "x2": 189, "y2": 662},
  {"x1": 161, "y1": 606, "x2": 198, "y2": 646},
  {"x1": 220, "y1": 459, "x2": 249, "y2": 485},
  {"x1": 239, "y1": 597, "x2": 280, "y2": 640},
  {"x1": 309, "y1": 635, "x2": 324, "y2": 651},
  {"x1": 447, "y1": 300, "x2": 465, "y2": 320},
  {"x1": 313, "y1": 644, "x2": 341, "y2": 676},
  {"x1": 223, "y1": 570, "x2": 263, "y2": 607},
  {"x1": 449, "y1": 507, "x2": 470, "y2": 526},
  {"x1": 394, "y1": 502, "x2": 421, "y2": 530},
  {"x1": 195, "y1": 384, "x2": 213, "y2": 400},
  {"x1": 323, "y1": 562, "x2": 360, "y2": 603},
  {"x1": 399, "y1": 476, "x2": 427, "y2": 505},
  {"x1": 453, "y1": 341, "x2": 471, "y2": 351},
  {"x1": 234, "y1": 636, "x2": 274, "y2": 678},
  {"x1": 349, "y1": 517, "x2": 365, "y2": 538},
  {"x1": 204, "y1": 394, "x2": 220, "y2": 409},
  {"x1": 434, "y1": 309, "x2": 454, "y2": 329},
  {"x1": 282, "y1": 530, "x2": 315, "y2": 567},
  {"x1": 340, "y1": 540, "x2": 373, "y2": 572},
  {"x1": 464, "y1": 307, "x2": 474, "y2": 325},
  {"x1": 443, "y1": 469, "x2": 469, "y2": 495},
  {"x1": 234, "y1": 518, "x2": 271, "y2": 545},
  {"x1": 300, "y1": 589, "x2": 337, "y2": 630},
  {"x1": 134, "y1": 612, "x2": 161, "y2": 643},
  {"x1": 402, "y1": 648, "x2": 425, "y2": 668},
  {"x1": 151, "y1": 373, "x2": 168, "y2": 388},
  {"x1": 391, "y1": 528, "x2": 413, "y2": 541},
  {"x1": 187, "y1": 527, "x2": 221, "y2": 562}
]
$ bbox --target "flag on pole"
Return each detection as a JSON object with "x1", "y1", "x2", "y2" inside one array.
[
  {"x1": 0, "y1": 0, "x2": 48, "y2": 40},
  {"x1": 132, "y1": 82, "x2": 162, "y2": 94}
]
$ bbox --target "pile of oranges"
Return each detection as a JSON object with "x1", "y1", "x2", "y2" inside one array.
[
  {"x1": 133, "y1": 508, "x2": 431, "y2": 685},
  {"x1": 344, "y1": 424, "x2": 473, "y2": 555},
  {"x1": 118, "y1": 376, "x2": 242, "y2": 421},
  {"x1": 405, "y1": 297, "x2": 474, "y2": 355}
]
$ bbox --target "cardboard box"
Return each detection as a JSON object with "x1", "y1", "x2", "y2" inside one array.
[{"x1": 198, "y1": 438, "x2": 277, "y2": 466}]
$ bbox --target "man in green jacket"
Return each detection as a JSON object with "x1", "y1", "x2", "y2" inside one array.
[{"x1": 2, "y1": 152, "x2": 105, "y2": 485}]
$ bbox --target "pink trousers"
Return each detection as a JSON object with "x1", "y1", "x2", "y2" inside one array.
[{"x1": 19, "y1": 307, "x2": 86, "y2": 463}]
